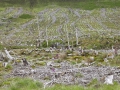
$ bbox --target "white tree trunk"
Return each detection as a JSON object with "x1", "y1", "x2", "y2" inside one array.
[
  {"x1": 37, "y1": 16, "x2": 40, "y2": 38},
  {"x1": 75, "y1": 27, "x2": 78, "y2": 45},
  {"x1": 65, "y1": 25, "x2": 71, "y2": 50},
  {"x1": 46, "y1": 27, "x2": 49, "y2": 47},
  {"x1": 4, "y1": 48, "x2": 14, "y2": 60}
]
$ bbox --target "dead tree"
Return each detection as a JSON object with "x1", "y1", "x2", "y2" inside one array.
[
  {"x1": 75, "y1": 27, "x2": 79, "y2": 45},
  {"x1": 46, "y1": 27, "x2": 49, "y2": 47},
  {"x1": 36, "y1": 39, "x2": 41, "y2": 48},
  {"x1": 4, "y1": 48, "x2": 14, "y2": 61},
  {"x1": 65, "y1": 25, "x2": 71, "y2": 51},
  {"x1": 22, "y1": 58, "x2": 28, "y2": 66},
  {"x1": 0, "y1": 52, "x2": 4, "y2": 61}
]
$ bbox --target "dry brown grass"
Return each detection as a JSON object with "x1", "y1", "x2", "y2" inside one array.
[
  {"x1": 73, "y1": 51, "x2": 80, "y2": 56},
  {"x1": 58, "y1": 52, "x2": 67, "y2": 60}
]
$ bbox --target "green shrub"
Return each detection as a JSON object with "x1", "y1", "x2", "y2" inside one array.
[
  {"x1": 19, "y1": 14, "x2": 33, "y2": 19},
  {"x1": 5, "y1": 64, "x2": 12, "y2": 70},
  {"x1": 41, "y1": 40, "x2": 62, "y2": 48}
]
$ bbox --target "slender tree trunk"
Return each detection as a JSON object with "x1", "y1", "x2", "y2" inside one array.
[
  {"x1": 46, "y1": 27, "x2": 48, "y2": 47},
  {"x1": 65, "y1": 25, "x2": 71, "y2": 50},
  {"x1": 36, "y1": 16, "x2": 41, "y2": 48},
  {"x1": 75, "y1": 27, "x2": 78, "y2": 45},
  {"x1": 37, "y1": 16, "x2": 40, "y2": 37},
  {"x1": 4, "y1": 48, "x2": 14, "y2": 60}
]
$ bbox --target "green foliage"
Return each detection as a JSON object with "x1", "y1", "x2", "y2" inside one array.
[
  {"x1": 66, "y1": 50, "x2": 73, "y2": 54},
  {"x1": 87, "y1": 79, "x2": 98, "y2": 87},
  {"x1": 54, "y1": 59, "x2": 62, "y2": 63},
  {"x1": 98, "y1": 82, "x2": 120, "y2": 90},
  {"x1": 0, "y1": 1, "x2": 120, "y2": 50},
  {"x1": 5, "y1": 64, "x2": 12, "y2": 70},
  {"x1": 0, "y1": 75, "x2": 120, "y2": 90},
  {"x1": 70, "y1": 60, "x2": 77, "y2": 65},
  {"x1": 50, "y1": 1, "x2": 120, "y2": 10},
  {"x1": 0, "y1": 77, "x2": 43, "y2": 90},
  {"x1": 79, "y1": 36, "x2": 120, "y2": 50},
  {"x1": 19, "y1": 14, "x2": 33, "y2": 19},
  {"x1": 109, "y1": 55, "x2": 120, "y2": 66},
  {"x1": 95, "y1": 53, "x2": 107, "y2": 62},
  {"x1": 0, "y1": 44, "x2": 4, "y2": 50},
  {"x1": 46, "y1": 84, "x2": 85, "y2": 90},
  {"x1": 41, "y1": 40, "x2": 62, "y2": 48},
  {"x1": 8, "y1": 17, "x2": 13, "y2": 19},
  {"x1": 45, "y1": 82, "x2": 120, "y2": 90},
  {"x1": 31, "y1": 64, "x2": 36, "y2": 69},
  {"x1": 7, "y1": 45, "x2": 34, "y2": 49},
  {"x1": 35, "y1": 61, "x2": 46, "y2": 66},
  {"x1": 1, "y1": 0, "x2": 120, "y2": 9}
]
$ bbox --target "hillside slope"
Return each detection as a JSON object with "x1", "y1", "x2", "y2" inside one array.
[{"x1": 0, "y1": 6, "x2": 120, "y2": 49}]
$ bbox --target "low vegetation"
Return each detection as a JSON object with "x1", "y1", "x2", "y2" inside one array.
[
  {"x1": 19, "y1": 14, "x2": 34, "y2": 19},
  {"x1": 1, "y1": 0, "x2": 120, "y2": 9},
  {"x1": 0, "y1": 77, "x2": 120, "y2": 90},
  {"x1": 0, "y1": 44, "x2": 4, "y2": 50},
  {"x1": 0, "y1": 78, "x2": 43, "y2": 90},
  {"x1": 0, "y1": 0, "x2": 120, "y2": 90}
]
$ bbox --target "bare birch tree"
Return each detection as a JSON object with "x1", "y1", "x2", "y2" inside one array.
[
  {"x1": 75, "y1": 27, "x2": 79, "y2": 45},
  {"x1": 65, "y1": 25, "x2": 71, "y2": 50},
  {"x1": 46, "y1": 27, "x2": 49, "y2": 47}
]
